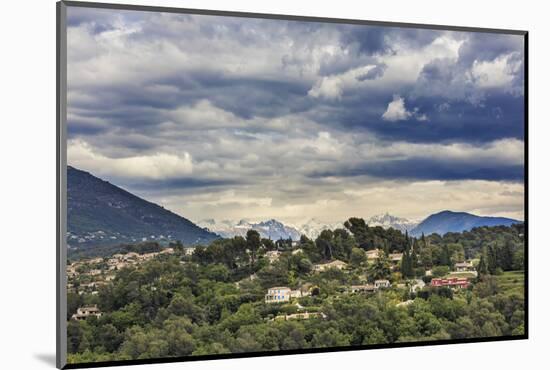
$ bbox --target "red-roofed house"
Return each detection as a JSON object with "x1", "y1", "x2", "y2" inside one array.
[{"x1": 430, "y1": 277, "x2": 470, "y2": 289}]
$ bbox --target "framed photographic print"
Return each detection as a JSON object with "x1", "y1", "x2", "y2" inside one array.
[{"x1": 56, "y1": 1, "x2": 528, "y2": 368}]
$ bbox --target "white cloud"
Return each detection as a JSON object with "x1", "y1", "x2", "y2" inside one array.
[
  {"x1": 308, "y1": 75, "x2": 345, "y2": 100},
  {"x1": 381, "y1": 95, "x2": 429, "y2": 122},
  {"x1": 161, "y1": 178, "x2": 524, "y2": 225},
  {"x1": 373, "y1": 35, "x2": 465, "y2": 88},
  {"x1": 68, "y1": 139, "x2": 193, "y2": 179},
  {"x1": 382, "y1": 95, "x2": 412, "y2": 121},
  {"x1": 168, "y1": 100, "x2": 241, "y2": 130},
  {"x1": 472, "y1": 52, "x2": 522, "y2": 89},
  {"x1": 415, "y1": 112, "x2": 429, "y2": 121},
  {"x1": 360, "y1": 138, "x2": 524, "y2": 165},
  {"x1": 308, "y1": 65, "x2": 377, "y2": 100}
]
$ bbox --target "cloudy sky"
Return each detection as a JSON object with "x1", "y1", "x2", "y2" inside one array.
[{"x1": 66, "y1": 7, "x2": 525, "y2": 225}]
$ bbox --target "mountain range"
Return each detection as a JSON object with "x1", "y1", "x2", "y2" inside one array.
[
  {"x1": 67, "y1": 166, "x2": 219, "y2": 248},
  {"x1": 409, "y1": 210, "x2": 520, "y2": 236},
  {"x1": 67, "y1": 166, "x2": 522, "y2": 248},
  {"x1": 198, "y1": 214, "x2": 417, "y2": 241},
  {"x1": 200, "y1": 210, "x2": 521, "y2": 240}
]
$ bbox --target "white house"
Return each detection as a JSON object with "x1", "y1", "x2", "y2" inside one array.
[
  {"x1": 290, "y1": 288, "x2": 311, "y2": 299},
  {"x1": 409, "y1": 279, "x2": 425, "y2": 292},
  {"x1": 454, "y1": 261, "x2": 475, "y2": 272},
  {"x1": 71, "y1": 305, "x2": 102, "y2": 321},
  {"x1": 366, "y1": 249, "x2": 380, "y2": 260},
  {"x1": 350, "y1": 284, "x2": 376, "y2": 293},
  {"x1": 313, "y1": 260, "x2": 348, "y2": 272},
  {"x1": 389, "y1": 253, "x2": 403, "y2": 263},
  {"x1": 265, "y1": 250, "x2": 282, "y2": 263},
  {"x1": 374, "y1": 279, "x2": 391, "y2": 289},
  {"x1": 265, "y1": 287, "x2": 291, "y2": 303},
  {"x1": 273, "y1": 311, "x2": 327, "y2": 321},
  {"x1": 396, "y1": 300, "x2": 414, "y2": 307}
]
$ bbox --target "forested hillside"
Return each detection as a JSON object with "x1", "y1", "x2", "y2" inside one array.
[
  {"x1": 67, "y1": 166, "x2": 219, "y2": 248},
  {"x1": 66, "y1": 220, "x2": 525, "y2": 364}
]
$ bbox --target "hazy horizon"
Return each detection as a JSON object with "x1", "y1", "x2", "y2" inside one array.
[{"x1": 67, "y1": 8, "x2": 525, "y2": 225}]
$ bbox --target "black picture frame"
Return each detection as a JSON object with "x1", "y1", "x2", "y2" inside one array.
[{"x1": 56, "y1": 1, "x2": 528, "y2": 368}]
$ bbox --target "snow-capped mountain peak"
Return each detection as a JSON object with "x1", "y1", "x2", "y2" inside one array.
[
  {"x1": 197, "y1": 218, "x2": 301, "y2": 240},
  {"x1": 295, "y1": 218, "x2": 344, "y2": 239},
  {"x1": 366, "y1": 213, "x2": 418, "y2": 232}
]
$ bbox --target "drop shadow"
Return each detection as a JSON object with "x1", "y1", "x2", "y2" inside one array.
[{"x1": 34, "y1": 353, "x2": 57, "y2": 367}]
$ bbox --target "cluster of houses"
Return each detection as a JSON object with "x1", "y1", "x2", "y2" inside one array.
[
  {"x1": 262, "y1": 251, "x2": 477, "y2": 307},
  {"x1": 68, "y1": 242, "x2": 478, "y2": 322},
  {"x1": 105, "y1": 248, "x2": 175, "y2": 270},
  {"x1": 67, "y1": 248, "x2": 175, "y2": 295},
  {"x1": 264, "y1": 279, "x2": 394, "y2": 305},
  {"x1": 264, "y1": 257, "x2": 475, "y2": 307}
]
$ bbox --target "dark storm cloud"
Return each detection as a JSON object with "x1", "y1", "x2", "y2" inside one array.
[
  {"x1": 67, "y1": 10, "x2": 524, "y2": 144},
  {"x1": 309, "y1": 158, "x2": 524, "y2": 182},
  {"x1": 122, "y1": 177, "x2": 243, "y2": 192},
  {"x1": 208, "y1": 80, "x2": 312, "y2": 120},
  {"x1": 371, "y1": 94, "x2": 522, "y2": 143},
  {"x1": 458, "y1": 32, "x2": 524, "y2": 66},
  {"x1": 340, "y1": 26, "x2": 391, "y2": 55},
  {"x1": 340, "y1": 25, "x2": 441, "y2": 56},
  {"x1": 67, "y1": 7, "x2": 145, "y2": 34},
  {"x1": 300, "y1": 84, "x2": 523, "y2": 144}
]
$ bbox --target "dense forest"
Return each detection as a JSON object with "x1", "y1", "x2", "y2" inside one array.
[{"x1": 66, "y1": 220, "x2": 525, "y2": 364}]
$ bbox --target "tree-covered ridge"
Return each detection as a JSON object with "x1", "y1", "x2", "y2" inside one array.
[
  {"x1": 67, "y1": 166, "x2": 219, "y2": 248},
  {"x1": 66, "y1": 220, "x2": 525, "y2": 364}
]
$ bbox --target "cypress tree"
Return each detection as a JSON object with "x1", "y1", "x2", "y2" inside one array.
[
  {"x1": 487, "y1": 245, "x2": 498, "y2": 275},
  {"x1": 501, "y1": 240, "x2": 515, "y2": 271},
  {"x1": 383, "y1": 240, "x2": 390, "y2": 255},
  {"x1": 441, "y1": 244, "x2": 451, "y2": 267},
  {"x1": 411, "y1": 247, "x2": 418, "y2": 270},
  {"x1": 477, "y1": 250, "x2": 489, "y2": 276},
  {"x1": 401, "y1": 250, "x2": 413, "y2": 278}
]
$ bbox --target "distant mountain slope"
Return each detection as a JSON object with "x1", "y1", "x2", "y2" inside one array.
[
  {"x1": 199, "y1": 219, "x2": 302, "y2": 240},
  {"x1": 67, "y1": 166, "x2": 219, "y2": 248},
  {"x1": 367, "y1": 213, "x2": 418, "y2": 233},
  {"x1": 410, "y1": 210, "x2": 520, "y2": 236}
]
